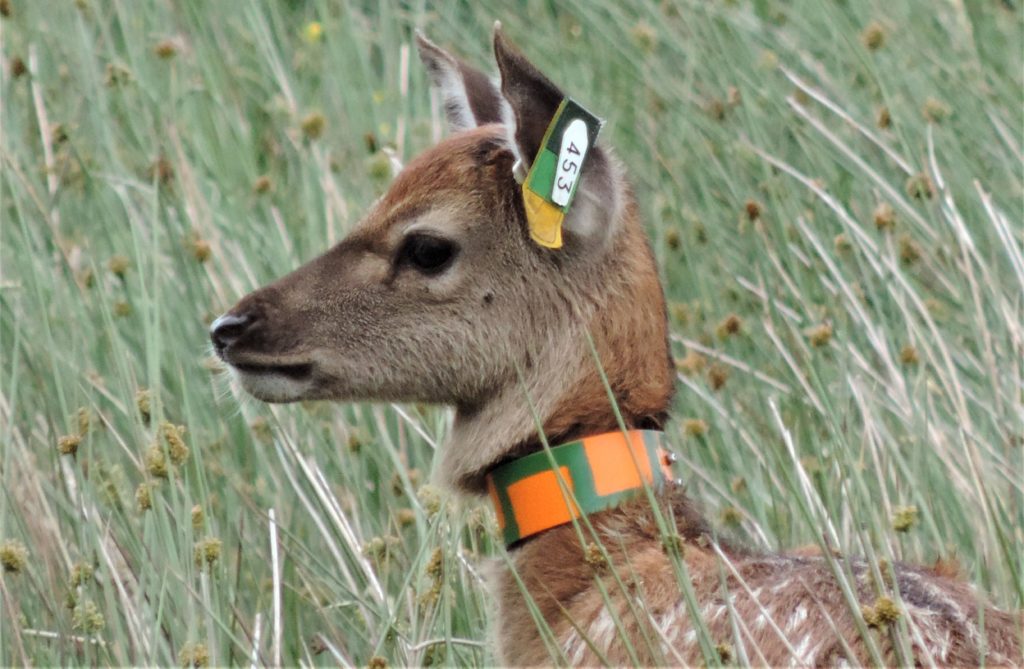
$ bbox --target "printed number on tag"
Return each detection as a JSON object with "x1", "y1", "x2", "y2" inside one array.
[{"x1": 551, "y1": 119, "x2": 590, "y2": 207}]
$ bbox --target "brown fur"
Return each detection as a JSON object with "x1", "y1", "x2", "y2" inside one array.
[{"x1": 212, "y1": 27, "x2": 1023, "y2": 667}]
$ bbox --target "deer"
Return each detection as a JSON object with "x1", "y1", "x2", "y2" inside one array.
[{"x1": 210, "y1": 24, "x2": 1022, "y2": 667}]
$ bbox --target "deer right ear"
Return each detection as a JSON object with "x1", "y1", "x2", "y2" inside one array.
[{"x1": 415, "y1": 31, "x2": 505, "y2": 132}]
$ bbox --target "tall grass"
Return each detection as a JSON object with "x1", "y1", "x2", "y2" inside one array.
[{"x1": 1, "y1": 0, "x2": 1020, "y2": 665}]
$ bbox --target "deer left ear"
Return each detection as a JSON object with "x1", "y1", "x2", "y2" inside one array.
[{"x1": 416, "y1": 31, "x2": 505, "y2": 132}]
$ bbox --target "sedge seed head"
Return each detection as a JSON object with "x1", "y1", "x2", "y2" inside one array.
[
  {"x1": 899, "y1": 235, "x2": 922, "y2": 264},
  {"x1": 10, "y1": 56, "x2": 27, "y2": 78},
  {"x1": 417, "y1": 485, "x2": 442, "y2": 517},
  {"x1": 193, "y1": 538, "x2": 222, "y2": 569},
  {"x1": 683, "y1": 418, "x2": 709, "y2": 438},
  {"x1": 720, "y1": 506, "x2": 743, "y2": 526},
  {"x1": 905, "y1": 173, "x2": 935, "y2": 200},
  {"x1": 716, "y1": 314, "x2": 743, "y2": 339},
  {"x1": 160, "y1": 421, "x2": 189, "y2": 465},
  {"x1": 179, "y1": 643, "x2": 210, "y2": 668},
  {"x1": 861, "y1": 21, "x2": 886, "y2": 50},
  {"x1": 900, "y1": 345, "x2": 919, "y2": 366},
  {"x1": 189, "y1": 237, "x2": 211, "y2": 263},
  {"x1": 583, "y1": 542, "x2": 608, "y2": 570},
  {"x1": 664, "y1": 226, "x2": 682, "y2": 250},
  {"x1": 876, "y1": 105, "x2": 892, "y2": 128},
  {"x1": 72, "y1": 599, "x2": 105, "y2": 633},
  {"x1": 873, "y1": 596, "x2": 901, "y2": 624},
  {"x1": 154, "y1": 39, "x2": 178, "y2": 59},
  {"x1": 136, "y1": 388, "x2": 152, "y2": 423},
  {"x1": 191, "y1": 504, "x2": 204, "y2": 529},
  {"x1": 145, "y1": 445, "x2": 168, "y2": 479},
  {"x1": 922, "y1": 97, "x2": 951, "y2": 124},
  {"x1": 107, "y1": 254, "x2": 130, "y2": 277},
  {"x1": 675, "y1": 350, "x2": 706, "y2": 376},
  {"x1": 136, "y1": 482, "x2": 153, "y2": 511},
  {"x1": 301, "y1": 112, "x2": 326, "y2": 140},
  {"x1": 253, "y1": 175, "x2": 273, "y2": 195},
  {"x1": 0, "y1": 539, "x2": 28, "y2": 573},
  {"x1": 745, "y1": 199, "x2": 761, "y2": 221},
  {"x1": 58, "y1": 434, "x2": 82, "y2": 455},
  {"x1": 707, "y1": 364, "x2": 729, "y2": 391},
  {"x1": 873, "y1": 202, "x2": 895, "y2": 230},
  {"x1": 70, "y1": 562, "x2": 94, "y2": 588},
  {"x1": 892, "y1": 505, "x2": 918, "y2": 532},
  {"x1": 805, "y1": 322, "x2": 833, "y2": 347}
]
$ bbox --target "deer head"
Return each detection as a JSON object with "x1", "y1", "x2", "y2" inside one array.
[{"x1": 211, "y1": 26, "x2": 673, "y2": 492}]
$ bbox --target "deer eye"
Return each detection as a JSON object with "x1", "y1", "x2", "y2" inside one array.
[{"x1": 400, "y1": 234, "x2": 458, "y2": 275}]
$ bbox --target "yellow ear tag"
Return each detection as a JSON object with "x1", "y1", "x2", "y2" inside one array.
[
  {"x1": 523, "y1": 187, "x2": 565, "y2": 248},
  {"x1": 520, "y1": 98, "x2": 602, "y2": 250}
]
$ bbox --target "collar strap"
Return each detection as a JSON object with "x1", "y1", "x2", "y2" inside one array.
[{"x1": 486, "y1": 430, "x2": 674, "y2": 547}]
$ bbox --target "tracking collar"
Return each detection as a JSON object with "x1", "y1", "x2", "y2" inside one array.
[{"x1": 485, "y1": 430, "x2": 675, "y2": 547}]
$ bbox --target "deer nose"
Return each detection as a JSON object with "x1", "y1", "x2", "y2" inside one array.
[{"x1": 210, "y1": 312, "x2": 255, "y2": 352}]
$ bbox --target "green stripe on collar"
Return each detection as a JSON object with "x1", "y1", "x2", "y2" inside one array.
[{"x1": 485, "y1": 430, "x2": 674, "y2": 547}]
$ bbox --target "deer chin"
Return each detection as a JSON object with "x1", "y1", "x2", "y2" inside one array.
[
  {"x1": 220, "y1": 352, "x2": 317, "y2": 403},
  {"x1": 231, "y1": 365, "x2": 316, "y2": 403}
]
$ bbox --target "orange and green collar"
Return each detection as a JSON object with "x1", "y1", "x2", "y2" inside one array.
[{"x1": 485, "y1": 430, "x2": 675, "y2": 547}]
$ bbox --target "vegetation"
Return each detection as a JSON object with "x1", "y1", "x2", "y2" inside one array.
[{"x1": 1, "y1": 0, "x2": 1020, "y2": 665}]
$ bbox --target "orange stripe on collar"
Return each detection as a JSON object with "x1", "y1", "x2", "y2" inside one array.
[{"x1": 486, "y1": 430, "x2": 675, "y2": 547}]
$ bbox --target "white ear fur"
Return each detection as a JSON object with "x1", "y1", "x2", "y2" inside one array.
[
  {"x1": 562, "y1": 151, "x2": 622, "y2": 250},
  {"x1": 416, "y1": 31, "x2": 477, "y2": 131},
  {"x1": 416, "y1": 30, "x2": 511, "y2": 135}
]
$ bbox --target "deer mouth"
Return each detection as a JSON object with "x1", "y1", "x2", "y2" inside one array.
[{"x1": 233, "y1": 361, "x2": 315, "y2": 381}]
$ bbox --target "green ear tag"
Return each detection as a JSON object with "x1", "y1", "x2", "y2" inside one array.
[{"x1": 522, "y1": 98, "x2": 603, "y2": 249}]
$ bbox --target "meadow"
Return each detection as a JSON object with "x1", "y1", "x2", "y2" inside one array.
[{"x1": 1, "y1": 0, "x2": 1021, "y2": 665}]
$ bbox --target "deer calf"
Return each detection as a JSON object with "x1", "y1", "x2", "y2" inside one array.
[{"x1": 211, "y1": 25, "x2": 1021, "y2": 666}]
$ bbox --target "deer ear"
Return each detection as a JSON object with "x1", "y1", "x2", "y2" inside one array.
[
  {"x1": 492, "y1": 26, "x2": 564, "y2": 167},
  {"x1": 493, "y1": 25, "x2": 619, "y2": 252},
  {"x1": 416, "y1": 31, "x2": 505, "y2": 132}
]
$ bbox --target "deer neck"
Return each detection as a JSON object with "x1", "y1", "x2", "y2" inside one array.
[{"x1": 440, "y1": 207, "x2": 675, "y2": 495}]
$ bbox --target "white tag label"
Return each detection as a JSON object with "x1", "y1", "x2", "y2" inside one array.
[{"x1": 551, "y1": 119, "x2": 589, "y2": 207}]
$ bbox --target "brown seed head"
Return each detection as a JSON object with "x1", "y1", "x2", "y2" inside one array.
[
  {"x1": 892, "y1": 505, "x2": 918, "y2": 532},
  {"x1": 873, "y1": 202, "x2": 895, "y2": 230},
  {"x1": 905, "y1": 172, "x2": 935, "y2": 200},
  {"x1": 0, "y1": 0, "x2": 10, "y2": 18},
  {"x1": 675, "y1": 350, "x2": 706, "y2": 376},
  {"x1": 899, "y1": 235, "x2": 922, "y2": 264},
  {"x1": 683, "y1": 418, "x2": 709, "y2": 438},
  {"x1": 301, "y1": 112, "x2": 326, "y2": 140},
  {"x1": 899, "y1": 345, "x2": 919, "y2": 366},
  {"x1": 0, "y1": 539, "x2": 28, "y2": 573},
  {"x1": 107, "y1": 254, "x2": 130, "y2": 277},
  {"x1": 145, "y1": 445, "x2": 168, "y2": 479},
  {"x1": 708, "y1": 364, "x2": 729, "y2": 390},
  {"x1": 745, "y1": 199, "x2": 761, "y2": 221},
  {"x1": 876, "y1": 105, "x2": 891, "y2": 129},
  {"x1": 252, "y1": 175, "x2": 272, "y2": 194},
  {"x1": 861, "y1": 21, "x2": 886, "y2": 50},
  {"x1": 805, "y1": 322, "x2": 833, "y2": 347},
  {"x1": 136, "y1": 483, "x2": 152, "y2": 511},
  {"x1": 58, "y1": 434, "x2": 82, "y2": 455},
  {"x1": 922, "y1": 97, "x2": 951, "y2": 124},
  {"x1": 716, "y1": 314, "x2": 743, "y2": 339},
  {"x1": 136, "y1": 388, "x2": 152, "y2": 423},
  {"x1": 154, "y1": 39, "x2": 177, "y2": 59},
  {"x1": 629, "y1": 21, "x2": 657, "y2": 53},
  {"x1": 193, "y1": 537, "x2": 222, "y2": 569}
]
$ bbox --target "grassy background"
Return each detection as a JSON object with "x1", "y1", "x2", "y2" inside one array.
[{"x1": 1, "y1": 0, "x2": 1021, "y2": 665}]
